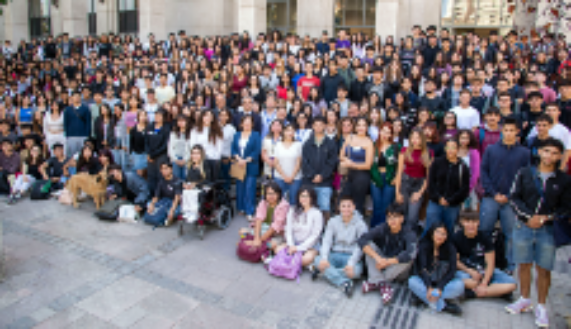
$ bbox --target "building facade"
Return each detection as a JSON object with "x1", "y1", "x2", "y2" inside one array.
[{"x1": 0, "y1": 0, "x2": 535, "y2": 42}]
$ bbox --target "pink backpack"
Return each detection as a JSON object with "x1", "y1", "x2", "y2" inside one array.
[{"x1": 268, "y1": 248, "x2": 303, "y2": 281}]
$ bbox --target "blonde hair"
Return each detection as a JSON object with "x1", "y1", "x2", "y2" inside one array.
[
  {"x1": 188, "y1": 145, "x2": 206, "y2": 179},
  {"x1": 405, "y1": 128, "x2": 431, "y2": 167}
]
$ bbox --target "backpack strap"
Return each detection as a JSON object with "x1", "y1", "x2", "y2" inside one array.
[{"x1": 479, "y1": 127, "x2": 485, "y2": 144}]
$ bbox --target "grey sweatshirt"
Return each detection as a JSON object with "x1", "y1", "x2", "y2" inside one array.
[{"x1": 319, "y1": 211, "x2": 369, "y2": 267}]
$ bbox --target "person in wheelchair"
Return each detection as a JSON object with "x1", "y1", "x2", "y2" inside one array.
[{"x1": 182, "y1": 145, "x2": 212, "y2": 223}]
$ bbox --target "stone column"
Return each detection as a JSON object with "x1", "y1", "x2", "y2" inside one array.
[
  {"x1": 59, "y1": 0, "x2": 89, "y2": 37},
  {"x1": 4, "y1": 0, "x2": 29, "y2": 42},
  {"x1": 297, "y1": 0, "x2": 334, "y2": 38},
  {"x1": 50, "y1": 4, "x2": 63, "y2": 37},
  {"x1": 376, "y1": 0, "x2": 399, "y2": 40},
  {"x1": 238, "y1": 0, "x2": 266, "y2": 37},
  {"x1": 96, "y1": 0, "x2": 118, "y2": 35}
]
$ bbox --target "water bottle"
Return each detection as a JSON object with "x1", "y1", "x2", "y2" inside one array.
[{"x1": 430, "y1": 290, "x2": 440, "y2": 312}]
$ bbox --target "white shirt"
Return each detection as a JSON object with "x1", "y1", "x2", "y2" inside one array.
[
  {"x1": 155, "y1": 85, "x2": 175, "y2": 105},
  {"x1": 262, "y1": 137, "x2": 280, "y2": 176},
  {"x1": 189, "y1": 127, "x2": 223, "y2": 160},
  {"x1": 451, "y1": 106, "x2": 480, "y2": 130},
  {"x1": 144, "y1": 102, "x2": 159, "y2": 123},
  {"x1": 527, "y1": 123, "x2": 571, "y2": 150},
  {"x1": 274, "y1": 141, "x2": 303, "y2": 180},
  {"x1": 221, "y1": 124, "x2": 236, "y2": 158}
]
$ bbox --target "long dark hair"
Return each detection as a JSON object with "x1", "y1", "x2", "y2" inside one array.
[
  {"x1": 294, "y1": 186, "x2": 317, "y2": 215},
  {"x1": 422, "y1": 221, "x2": 450, "y2": 249},
  {"x1": 196, "y1": 110, "x2": 223, "y2": 143},
  {"x1": 264, "y1": 181, "x2": 283, "y2": 203},
  {"x1": 174, "y1": 115, "x2": 191, "y2": 138}
]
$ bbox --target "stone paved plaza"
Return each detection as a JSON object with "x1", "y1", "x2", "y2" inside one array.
[{"x1": 0, "y1": 198, "x2": 570, "y2": 329}]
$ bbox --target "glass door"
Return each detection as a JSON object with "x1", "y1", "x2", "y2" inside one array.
[{"x1": 267, "y1": 0, "x2": 297, "y2": 34}]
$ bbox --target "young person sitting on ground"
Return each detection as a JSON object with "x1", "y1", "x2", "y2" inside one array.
[
  {"x1": 275, "y1": 186, "x2": 324, "y2": 268},
  {"x1": 309, "y1": 194, "x2": 368, "y2": 297},
  {"x1": 453, "y1": 209, "x2": 517, "y2": 300},
  {"x1": 408, "y1": 222, "x2": 464, "y2": 315},
  {"x1": 108, "y1": 164, "x2": 150, "y2": 215},
  {"x1": 143, "y1": 162, "x2": 182, "y2": 227},
  {"x1": 239, "y1": 181, "x2": 290, "y2": 255},
  {"x1": 358, "y1": 202, "x2": 417, "y2": 304}
]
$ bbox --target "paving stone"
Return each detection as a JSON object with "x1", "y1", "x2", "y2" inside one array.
[
  {"x1": 29, "y1": 307, "x2": 56, "y2": 323},
  {"x1": 66, "y1": 313, "x2": 118, "y2": 329},
  {"x1": 33, "y1": 307, "x2": 86, "y2": 329},
  {"x1": 76, "y1": 276, "x2": 158, "y2": 320},
  {"x1": 109, "y1": 305, "x2": 147, "y2": 328},
  {"x1": 5, "y1": 316, "x2": 36, "y2": 329}
]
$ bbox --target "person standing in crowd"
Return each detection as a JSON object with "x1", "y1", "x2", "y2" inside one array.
[
  {"x1": 233, "y1": 97, "x2": 262, "y2": 133},
  {"x1": 274, "y1": 124, "x2": 303, "y2": 206},
  {"x1": 219, "y1": 109, "x2": 236, "y2": 190},
  {"x1": 478, "y1": 107, "x2": 502, "y2": 154},
  {"x1": 189, "y1": 110, "x2": 223, "y2": 181},
  {"x1": 370, "y1": 123, "x2": 400, "y2": 227},
  {"x1": 320, "y1": 59, "x2": 345, "y2": 105},
  {"x1": 130, "y1": 111, "x2": 148, "y2": 177},
  {"x1": 232, "y1": 115, "x2": 261, "y2": 221},
  {"x1": 527, "y1": 103, "x2": 571, "y2": 171},
  {"x1": 339, "y1": 116, "x2": 373, "y2": 216},
  {"x1": 168, "y1": 115, "x2": 191, "y2": 180},
  {"x1": 507, "y1": 138, "x2": 571, "y2": 327},
  {"x1": 155, "y1": 73, "x2": 176, "y2": 105},
  {"x1": 480, "y1": 118, "x2": 530, "y2": 272},
  {"x1": 527, "y1": 114, "x2": 553, "y2": 166},
  {"x1": 261, "y1": 119, "x2": 282, "y2": 180},
  {"x1": 302, "y1": 116, "x2": 338, "y2": 221},
  {"x1": 310, "y1": 195, "x2": 368, "y2": 297},
  {"x1": 64, "y1": 91, "x2": 91, "y2": 157},
  {"x1": 456, "y1": 129, "x2": 480, "y2": 210},
  {"x1": 43, "y1": 101, "x2": 66, "y2": 155},
  {"x1": 146, "y1": 110, "x2": 170, "y2": 192},
  {"x1": 360, "y1": 203, "x2": 417, "y2": 303},
  {"x1": 395, "y1": 128, "x2": 432, "y2": 230},
  {"x1": 451, "y1": 89, "x2": 480, "y2": 131},
  {"x1": 425, "y1": 138, "x2": 470, "y2": 234}
]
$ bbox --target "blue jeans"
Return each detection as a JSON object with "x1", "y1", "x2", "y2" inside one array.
[
  {"x1": 479, "y1": 197, "x2": 516, "y2": 270},
  {"x1": 455, "y1": 269, "x2": 516, "y2": 285},
  {"x1": 512, "y1": 220, "x2": 556, "y2": 271},
  {"x1": 314, "y1": 253, "x2": 363, "y2": 287},
  {"x1": 111, "y1": 149, "x2": 126, "y2": 170},
  {"x1": 370, "y1": 176, "x2": 395, "y2": 228},
  {"x1": 408, "y1": 275, "x2": 464, "y2": 312},
  {"x1": 275, "y1": 178, "x2": 302, "y2": 206},
  {"x1": 172, "y1": 162, "x2": 187, "y2": 181},
  {"x1": 236, "y1": 175, "x2": 257, "y2": 215},
  {"x1": 314, "y1": 186, "x2": 333, "y2": 212},
  {"x1": 424, "y1": 201, "x2": 461, "y2": 236},
  {"x1": 143, "y1": 198, "x2": 181, "y2": 226}
]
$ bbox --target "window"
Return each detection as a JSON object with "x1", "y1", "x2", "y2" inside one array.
[
  {"x1": 118, "y1": 0, "x2": 138, "y2": 34},
  {"x1": 334, "y1": 0, "x2": 376, "y2": 37},
  {"x1": 267, "y1": 0, "x2": 297, "y2": 34},
  {"x1": 441, "y1": 0, "x2": 514, "y2": 28},
  {"x1": 29, "y1": 0, "x2": 51, "y2": 39}
]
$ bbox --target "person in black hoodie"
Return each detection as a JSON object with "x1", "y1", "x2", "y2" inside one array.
[
  {"x1": 425, "y1": 138, "x2": 470, "y2": 235},
  {"x1": 408, "y1": 222, "x2": 464, "y2": 315},
  {"x1": 349, "y1": 66, "x2": 370, "y2": 103},
  {"x1": 145, "y1": 110, "x2": 170, "y2": 192},
  {"x1": 301, "y1": 116, "x2": 338, "y2": 220}
]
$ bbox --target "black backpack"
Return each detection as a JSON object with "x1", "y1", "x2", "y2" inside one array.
[
  {"x1": 491, "y1": 228, "x2": 508, "y2": 270},
  {"x1": 30, "y1": 180, "x2": 52, "y2": 200}
]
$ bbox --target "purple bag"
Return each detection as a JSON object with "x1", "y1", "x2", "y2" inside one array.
[
  {"x1": 268, "y1": 248, "x2": 303, "y2": 281},
  {"x1": 236, "y1": 234, "x2": 269, "y2": 263}
]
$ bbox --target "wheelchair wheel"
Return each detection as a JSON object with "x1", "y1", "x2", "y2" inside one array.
[{"x1": 215, "y1": 205, "x2": 232, "y2": 230}]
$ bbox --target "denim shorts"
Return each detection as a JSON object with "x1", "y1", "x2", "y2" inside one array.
[
  {"x1": 512, "y1": 220, "x2": 556, "y2": 271},
  {"x1": 313, "y1": 186, "x2": 332, "y2": 212},
  {"x1": 455, "y1": 269, "x2": 516, "y2": 285}
]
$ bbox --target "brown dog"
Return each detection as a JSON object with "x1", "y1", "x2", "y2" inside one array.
[{"x1": 67, "y1": 171, "x2": 108, "y2": 209}]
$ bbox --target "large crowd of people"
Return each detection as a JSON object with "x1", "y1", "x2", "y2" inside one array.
[{"x1": 0, "y1": 26, "x2": 571, "y2": 327}]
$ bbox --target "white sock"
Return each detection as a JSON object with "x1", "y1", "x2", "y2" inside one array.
[
  {"x1": 537, "y1": 303, "x2": 546, "y2": 310},
  {"x1": 519, "y1": 296, "x2": 531, "y2": 303}
]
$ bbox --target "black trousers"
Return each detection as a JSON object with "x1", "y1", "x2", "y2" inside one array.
[{"x1": 344, "y1": 169, "x2": 370, "y2": 216}]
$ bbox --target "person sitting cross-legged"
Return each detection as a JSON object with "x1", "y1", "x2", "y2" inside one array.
[
  {"x1": 143, "y1": 162, "x2": 182, "y2": 227},
  {"x1": 309, "y1": 195, "x2": 368, "y2": 298},
  {"x1": 358, "y1": 203, "x2": 418, "y2": 304},
  {"x1": 453, "y1": 209, "x2": 517, "y2": 300}
]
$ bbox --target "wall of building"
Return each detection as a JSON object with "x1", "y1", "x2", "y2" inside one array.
[
  {"x1": 4, "y1": 0, "x2": 28, "y2": 42},
  {"x1": 297, "y1": 0, "x2": 334, "y2": 38}
]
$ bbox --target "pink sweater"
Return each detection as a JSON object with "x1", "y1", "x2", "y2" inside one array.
[
  {"x1": 467, "y1": 148, "x2": 480, "y2": 191},
  {"x1": 254, "y1": 198, "x2": 290, "y2": 234}
]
